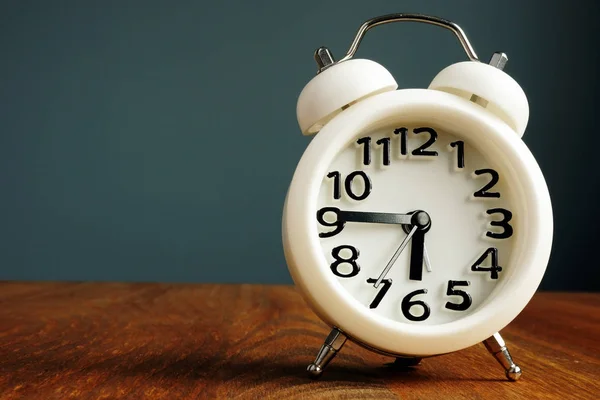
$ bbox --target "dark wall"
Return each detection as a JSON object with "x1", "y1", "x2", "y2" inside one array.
[{"x1": 0, "y1": 1, "x2": 597, "y2": 290}]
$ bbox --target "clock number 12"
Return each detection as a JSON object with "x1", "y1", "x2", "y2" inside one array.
[{"x1": 394, "y1": 127, "x2": 439, "y2": 157}]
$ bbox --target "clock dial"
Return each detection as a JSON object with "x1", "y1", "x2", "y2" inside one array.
[{"x1": 316, "y1": 125, "x2": 515, "y2": 325}]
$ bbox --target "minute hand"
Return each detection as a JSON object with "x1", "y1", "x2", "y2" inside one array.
[
  {"x1": 339, "y1": 210, "x2": 412, "y2": 225},
  {"x1": 373, "y1": 225, "x2": 418, "y2": 288}
]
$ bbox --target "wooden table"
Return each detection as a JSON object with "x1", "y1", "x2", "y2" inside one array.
[{"x1": 0, "y1": 283, "x2": 598, "y2": 399}]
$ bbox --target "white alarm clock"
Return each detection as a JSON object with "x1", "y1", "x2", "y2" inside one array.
[{"x1": 282, "y1": 14, "x2": 553, "y2": 381}]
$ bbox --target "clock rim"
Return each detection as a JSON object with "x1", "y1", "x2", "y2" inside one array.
[{"x1": 282, "y1": 88, "x2": 553, "y2": 356}]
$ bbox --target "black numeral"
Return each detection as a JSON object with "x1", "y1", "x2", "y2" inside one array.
[
  {"x1": 450, "y1": 140, "x2": 465, "y2": 169},
  {"x1": 486, "y1": 208, "x2": 513, "y2": 239},
  {"x1": 316, "y1": 207, "x2": 345, "y2": 238},
  {"x1": 445, "y1": 281, "x2": 472, "y2": 311},
  {"x1": 401, "y1": 289, "x2": 431, "y2": 322},
  {"x1": 330, "y1": 245, "x2": 360, "y2": 278},
  {"x1": 393, "y1": 127, "x2": 438, "y2": 157},
  {"x1": 356, "y1": 137, "x2": 371, "y2": 166},
  {"x1": 394, "y1": 127, "x2": 408, "y2": 156},
  {"x1": 366, "y1": 278, "x2": 392, "y2": 309},
  {"x1": 345, "y1": 171, "x2": 371, "y2": 200},
  {"x1": 326, "y1": 171, "x2": 372, "y2": 201},
  {"x1": 412, "y1": 127, "x2": 438, "y2": 156},
  {"x1": 376, "y1": 137, "x2": 391, "y2": 166},
  {"x1": 473, "y1": 169, "x2": 500, "y2": 198},
  {"x1": 471, "y1": 248, "x2": 502, "y2": 279},
  {"x1": 326, "y1": 171, "x2": 341, "y2": 199}
]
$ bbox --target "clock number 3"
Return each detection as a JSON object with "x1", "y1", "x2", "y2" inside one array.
[
  {"x1": 330, "y1": 245, "x2": 360, "y2": 278},
  {"x1": 486, "y1": 208, "x2": 513, "y2": 239}
]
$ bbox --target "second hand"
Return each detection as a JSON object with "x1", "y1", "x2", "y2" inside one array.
[{"x1": 373, "y1": 225, "x2": 418, "y2": 288}]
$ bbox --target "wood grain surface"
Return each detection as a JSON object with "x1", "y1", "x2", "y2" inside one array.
[{"x1": 0, "y1": 283, "x2": 598, "y2": 399}]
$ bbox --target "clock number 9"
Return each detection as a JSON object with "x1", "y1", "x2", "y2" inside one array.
[
  {"x1": 316, "y1": 207, "x2": 346, "y2": 238},
  {"x1": 327, "y1": 171, "x2": 372, "y2": 201},
  {"x1": 401, "y1": 289, "x2": 431, "y2": 322},
  {"x1": 330, "y1": 245, "x2": 360, "y2": 278}
]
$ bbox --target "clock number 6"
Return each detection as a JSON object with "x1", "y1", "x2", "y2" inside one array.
[
  {"x1": 401, "y1": 289, "x2": 431, "y2": 322},
  {"x1": 330, "y1": 245, "x2": 360, "y2": 278}
]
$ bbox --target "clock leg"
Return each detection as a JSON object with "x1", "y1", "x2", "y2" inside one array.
[
  {"x1": 393, "y1": 356, "x2": 422, "y2": 367},
  {"x1": 307, "y1": 328, "x2": 347, "y2": 379},
  {"x1": 483, "y1": 332, "x2": 522, "y2": 381}
]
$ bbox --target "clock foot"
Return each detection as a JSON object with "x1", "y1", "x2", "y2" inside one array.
[
  {"x1": 307, "y1": 328, "x2": 347, "y2": 379},
  {"x1": 483, "y1": 332, "x2": 522, "y2": 381},
  {"x1": 393, "y1": 357, "x2": 422, "y2": 367}
]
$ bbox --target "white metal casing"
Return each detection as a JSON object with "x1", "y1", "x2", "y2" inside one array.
[
  {"x1": 296, "y1": 59, "x2": 398, "y2": 135},
  {"x1": 429, "y1": 61, "x2": 529, "y2": 137},
  {"x1": 283, "y1": 88, "x2": 552, "y2": 357}
]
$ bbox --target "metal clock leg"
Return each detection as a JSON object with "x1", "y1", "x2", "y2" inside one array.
[
  {"x1": 483, "y1": 332, "x2": 522, "y2": 381},
  {"x1": 393, "y1": 356, "x2": 422, "y2": 367},
  {"x1": 307, "y1": 328, "x2": 347, "y2": 378}
]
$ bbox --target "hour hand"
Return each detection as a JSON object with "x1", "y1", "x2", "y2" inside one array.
[
  {"x1": 406, "y1": 211, "x2": 431, "y2": 281},
  {"x1": 409, "y1": 230, "x2": 425, "y2": 281}
]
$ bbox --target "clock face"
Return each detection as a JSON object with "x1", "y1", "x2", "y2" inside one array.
[{"x1": 316, "y1": 124, "x2": 515, "y2": 325}]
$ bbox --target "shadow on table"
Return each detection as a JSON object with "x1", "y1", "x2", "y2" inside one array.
[{"x1": 3, "y1": 351, "x2": 504, "y2": 384}]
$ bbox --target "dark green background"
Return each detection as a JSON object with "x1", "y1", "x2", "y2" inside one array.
[{"x1": 1, "y1": 1, "x2": 597, "y2": 290}]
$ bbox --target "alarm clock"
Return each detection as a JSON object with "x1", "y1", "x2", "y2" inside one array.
[{"x1": 282, "y1": 14, "x2": 553, "y2": 381}]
